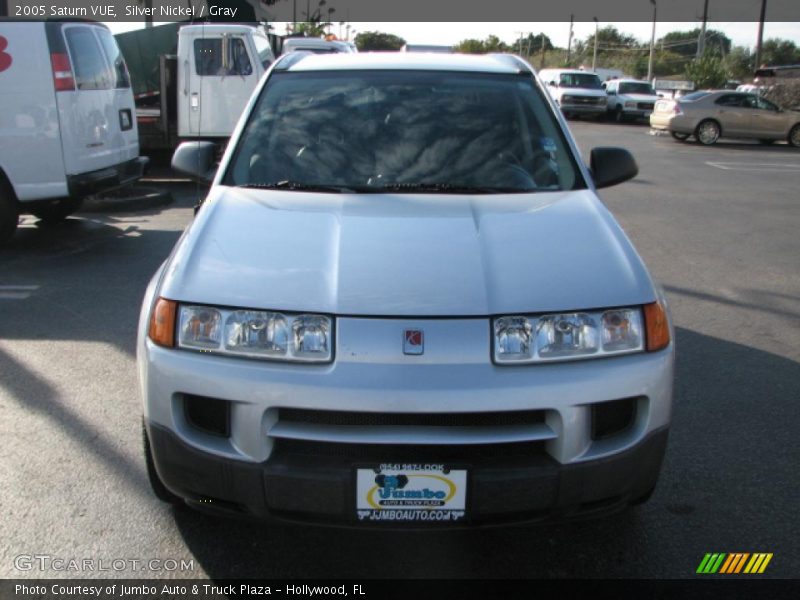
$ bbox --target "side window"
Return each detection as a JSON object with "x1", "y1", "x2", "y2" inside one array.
[
  {"x1": 253, "y1": 35, "x2": 273, "y2": 69},
  {"x1": 64, "y1": 27, "x2": 113, "y2": 90},
  {"x1": 755, "y1": 97, "x2": 779, "y2": 111},
  {"x1": 715, "y1": 94, "x2": 743, "y2": 107},
  {"x1": 194, "y1": 37, "x2": 253, "y2": 76},
  {"x1": 96, "y1": 29, "x2": 131, "y2": 89}
]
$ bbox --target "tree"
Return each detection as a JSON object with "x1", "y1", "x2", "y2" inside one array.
[
  {"x1": 584, "y1": 26, "x2": 638, "y2": 51},
  {"x1": 659, "y1": 29, "x2": 731, "y2": 58},
  {"x1": 760, "y1": 39, "x2": 800, "y2": 67},
  {"x1": 724, "y1": 46, "x2": 754, "y2": 80},
  {"x1": 453, "y1": 35, "x2": 510, "y2": 54},
  {"x1": 685, "y1": 55, "x2": 727, "y2": 89},
  {"x1": 354, "y1": 31, "x2": 406, "y2": 52}
]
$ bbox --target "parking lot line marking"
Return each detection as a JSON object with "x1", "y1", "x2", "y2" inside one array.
[
  {"x1": 706, "y1": 161, "x2": 800, "y2": 172},
  {"x1": 0, "y1": 285, "x2": 39, "y2": 300}
]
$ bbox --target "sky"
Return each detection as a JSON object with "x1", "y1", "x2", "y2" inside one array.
[{"x1": 106, "y1": 21, "x2": 800, "y2": 51}]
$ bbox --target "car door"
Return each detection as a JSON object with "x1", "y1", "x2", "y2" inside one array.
[
  {"x1": 712, "y1": 93, "x2": 753, "y2": 136},
  {"x1": 750, "y1": 96, "x2": 789, "y2": 139},
  {"x1": 183, "y1": 32, "x2": 257, "y2": 137}
]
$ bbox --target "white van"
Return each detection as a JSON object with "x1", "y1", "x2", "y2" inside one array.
[
  {"x1": 0, "y1": 20, "x2": 147, "y2": 243},
  {"x1": 538, "y1": 68, "x2": 607, "y2": 119},
  {"x1": 176, "y1": 24, "x2": 276, "y2": 140}
]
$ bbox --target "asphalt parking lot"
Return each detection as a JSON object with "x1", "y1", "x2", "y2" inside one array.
[{"x1": 1, "y1": 120, "x2": 798, "y2": 579}]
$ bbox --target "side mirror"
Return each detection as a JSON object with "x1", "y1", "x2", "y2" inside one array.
[
  {"x1": 171, "y1": 141, "x2": 217, "y2": 183},
  {"x1": 548, "y1": 81, "x2": 557, "y2": 87},
  {"x1": 590, "y1": 147, "x2": 638, "y2": 189}
]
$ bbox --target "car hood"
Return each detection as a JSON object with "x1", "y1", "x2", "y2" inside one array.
[{"x1": 160, "y1": 187, "x2": 656, "y2": 316}]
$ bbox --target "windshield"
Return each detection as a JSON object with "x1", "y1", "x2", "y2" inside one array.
[
  {"x1": 559, "y1": 73, "x2": 602, "y2": 89},
  {"x1": 225, "y1": 70, "x2": 582, "y2": 193},
  {"x1": 619, "y1": 82, "x2": 654, "y2": 95}
]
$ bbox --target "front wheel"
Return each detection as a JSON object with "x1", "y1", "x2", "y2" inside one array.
[
  {"x1": 0, "y1": 178, "x2": 19, "y2": 245},
  {"x1": 613, "y1": 106, "x2": 625, "y2": 123},
  {"x1": 695, "y1": 120, "x2": 721, "y2": 145},
  {"x1": 789, "y1": 124, "x2": 800, "y2": 148},
  {"x1": 671, "y1": 131, "x2": 690, "y2": 142},
  {"x1": 29, "y1": 197, "x2": 83, "y2": 223}
]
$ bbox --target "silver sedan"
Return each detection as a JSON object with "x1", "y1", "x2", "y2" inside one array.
[{"x1": 650, "y1": 90, "x2": 800, "y2": 146}]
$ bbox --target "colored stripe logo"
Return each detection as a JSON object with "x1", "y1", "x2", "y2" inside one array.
[{"x1": 697, "y1": 553, "x2": 773, "y2": 574}]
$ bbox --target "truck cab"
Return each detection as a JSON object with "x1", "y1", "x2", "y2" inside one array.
[
  {"x1": 177, "y1": 24, "x2": 275, "y2": 139},
  {"x1": 538, "y1": 69, "x2": 607, "y2": 119},
  {"x1": 603, "y1": 79, "x2": 661, "y2": 122}
]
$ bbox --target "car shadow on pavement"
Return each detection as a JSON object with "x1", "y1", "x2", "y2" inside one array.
[
  {"x1": 171, "y1": 327, "x2": 800, "y2": 579},
  {"x1": 0, "y1": 216, "x2": 186, "y2": 357}
]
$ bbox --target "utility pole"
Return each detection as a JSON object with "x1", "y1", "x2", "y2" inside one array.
[
  {"x1": 647, "y1": 0, "x2": 657, "y2": 81},
  {"x1": 566, "y1": 15, "x2": 574, "y2": 65},
  {"x1": 755, "y1": 0, "x2": 767, "y2": 68},
  {"x1": 516, "y1": 31, "x2": 524, "y2": 56},
  {"x1": 697, "y1": 0, "x2": 709, "y2": 57},
  {"x1": 592, "y1": 17, "x2": 599, "y2": 72}
]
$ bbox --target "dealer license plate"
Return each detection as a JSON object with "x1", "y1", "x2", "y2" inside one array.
[{"x1": 356, "y1": 464, "x2": 467, "y2": 523}]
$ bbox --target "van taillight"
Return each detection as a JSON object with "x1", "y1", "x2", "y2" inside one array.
[{"x1": 50, "y1": 52, "x2": 75, "y2": 91}]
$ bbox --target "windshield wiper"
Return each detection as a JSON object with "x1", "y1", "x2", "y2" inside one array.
[
  {"x1": 362, "y1": 182, "x2": 535, "y2": 194},
  {"x1": 235, "y1": 181, "x2": 355, "y2": 194}
]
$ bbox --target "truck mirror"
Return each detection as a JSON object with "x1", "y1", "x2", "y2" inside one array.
[{"x1": 172, "y1": 142, "x2": 217, "y2": 183}]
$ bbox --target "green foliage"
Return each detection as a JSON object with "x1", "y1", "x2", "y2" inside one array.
[
  {"x1": 453, "y1": 35, "x2": 510, "y2": 54},
  {"x1": 659, "y1": 29, "x2": 731, "y2": 58},
  {"x1": 685, "y1": 55, "x2": 727, "y2": 89},
  {"x1": 724, "y1": 46, "x2": 754, "y2": 80},
  {"x1": 760, "y1": 39, "x2": 800, "y2": 67},
  {"x1": 354, "y1": 31, "x2": 406, "y2": 52},
  {"x1": 292, "y1": 22, "x2": 327, "y2": 38}
]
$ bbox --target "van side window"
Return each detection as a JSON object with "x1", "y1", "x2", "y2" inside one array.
[
  {"x1": 253, "y1": 35, "x2": 273, "y2": 69},
  {"x1": 194, "y1": 38, "x2": 253, "y2": 76},
  {"x1": 64, "y1": 27, "x2": 113, "y2": 90},
  {"x1": 96, "y1": 29, "x2": 131, "y2": 89}
]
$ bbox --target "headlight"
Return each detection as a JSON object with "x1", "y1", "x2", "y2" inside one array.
[
  {"x1": 561, "y1": 95, "x2": 572, "y2": 103},
  {"x1": 177, "y1": 304, "x2": 332, "y2": 362},
  {"x1": 493, "y1": 308, "x2": 644, "y2": 364}
]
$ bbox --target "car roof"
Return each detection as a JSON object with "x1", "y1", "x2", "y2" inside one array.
[{"x1": 282, "y1": 52, "x2": 527, "y2": 74}]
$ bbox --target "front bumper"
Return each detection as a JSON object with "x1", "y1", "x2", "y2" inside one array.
[
  {"x1": 140, "y1": 311, "x2": 674, "y2": 524},
  {"x1": 146, "y1": 420, "x2": 669, "y2": 525},
  {"x1": 67, "y1": 157, "x2": 149, "y2": 199}
]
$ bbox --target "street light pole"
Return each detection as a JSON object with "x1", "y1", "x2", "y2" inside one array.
[
  {"x1": 647, "y1": 0, "x2": 657, "y2": 81},
  {"x1": 592, "y1": 18, "x2": 599, "y2": 71}
]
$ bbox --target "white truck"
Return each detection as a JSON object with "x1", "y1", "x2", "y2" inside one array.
[
  {"x1": 0, "y1": 20, "x2": 147, "y2": 243},
  {"x1": 538, "y1": 68, "x2": 607, "y2": 119},
  {"x1": 602, "y1": 79, "x2": 662, "y2": 122},
  {"x1": 116, "y1": 23, "x2": 276, "y2": 153}
]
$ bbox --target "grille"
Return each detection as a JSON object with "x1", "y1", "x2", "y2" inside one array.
[
  {"x1": 277, "y1": 408, "x2": 546, "y2": 428},
  {"x1": 273, "y1": 438, "x2": 547, "y2": 461}
]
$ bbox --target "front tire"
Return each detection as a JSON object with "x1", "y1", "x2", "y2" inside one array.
[
  {"x1": 789, "y1": 124, "x2": 800, "y2": 148},
  {"x1": 695, "y1": 119, "x2": 721, "y2": 145},
  {"x1": 671, "y1": 131, "x2": 690, "y2": 142},
  {"x1": 613, "y1": 106, "x2": 625, "y2": 123},
  {"x1": 29, "y1": 197, "x2": 83, "y2": 223},
  {"x1": 0, "y1": 178, "x2": 19, "y2": 245},
  {"x1": 143, "y1": 421, "x2": 183, "y2": 505}
]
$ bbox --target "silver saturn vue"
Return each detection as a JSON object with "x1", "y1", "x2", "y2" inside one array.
[{"x1": 138, "y1": 53, "x2": 674, "y2": 526}]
